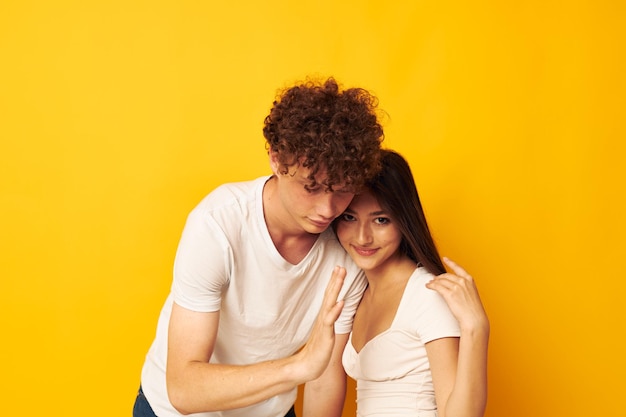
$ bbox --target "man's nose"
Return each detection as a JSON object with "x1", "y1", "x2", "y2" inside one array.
[{"x1": 316, "y1": 193, "x2": 339, "y2": 219}]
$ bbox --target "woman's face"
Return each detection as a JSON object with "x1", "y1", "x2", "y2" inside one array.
[{"x1": 335, "y1": 189, "x2": 403, "y2": 273}]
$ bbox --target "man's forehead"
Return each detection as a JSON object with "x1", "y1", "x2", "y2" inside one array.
[{"x1": 290, "y1": 164, "x2": 351, "y2": 192}]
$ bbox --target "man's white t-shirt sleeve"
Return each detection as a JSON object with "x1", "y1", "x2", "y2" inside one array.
[{"x1": 171, "y1": 207, "x2": 231, "y2": 313}]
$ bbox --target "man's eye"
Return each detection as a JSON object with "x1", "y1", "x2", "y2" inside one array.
[{"x1": 337, "y1": 188, "x2": 355, "y2": 195}]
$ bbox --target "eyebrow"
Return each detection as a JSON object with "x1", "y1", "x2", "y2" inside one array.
[{"x1": 344, "y1": 208, "x2": 388, "y2": 216}]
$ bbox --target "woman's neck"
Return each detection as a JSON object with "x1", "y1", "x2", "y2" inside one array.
[{"x1": 364, "y1": 253, "x2": 418, "y2": 293}]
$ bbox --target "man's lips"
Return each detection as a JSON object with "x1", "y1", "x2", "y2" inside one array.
[{"x1": 309, "y1": 218, "x2": 332, "y2": 228}]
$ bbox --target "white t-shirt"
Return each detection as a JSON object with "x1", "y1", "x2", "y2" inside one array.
[
  {"x1": 141, "y1": 176, "x2": 367, "y2": 417},
  {"x1": 342, "y1": 267, "x2": 461, "y2": 417}
]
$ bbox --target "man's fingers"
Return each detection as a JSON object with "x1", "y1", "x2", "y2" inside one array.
[
  {"x1": 442, "y1": 257, "x2": 473, "y2": 280},
  {"x1": 325, "y1": 299, "x2": 345, "y2": 326},
  {"x1": 323, "y1": 266, "x2": 346, "y2": 307}
]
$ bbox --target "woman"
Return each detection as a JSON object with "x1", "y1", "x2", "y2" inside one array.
[{"x1": 335, "y1": 149, "x2": 489, "y2": 417}]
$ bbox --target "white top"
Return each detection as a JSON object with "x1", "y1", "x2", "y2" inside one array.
[
  {"x1": 342, "y1": 267, "x2": 461, "y2": 417},
  {"x1": 141, "y1": 176, "x2": 368, "y2": 417}
]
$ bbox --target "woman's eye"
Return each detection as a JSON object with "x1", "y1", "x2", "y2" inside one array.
[
  {"x1": 374, "y1": 217, "x2": 389, "y2": 225},
  {"x1": 342, "y1": 214, "x2": 356, "y2": 221}
]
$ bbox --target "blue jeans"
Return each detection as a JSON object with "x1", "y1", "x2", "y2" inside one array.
[
  {"x1": 133, "y1": 386, "x2": 157, "y2": 417},
  {"x1": 132, "y1": 386, "x2": 297, "y2": 417}
]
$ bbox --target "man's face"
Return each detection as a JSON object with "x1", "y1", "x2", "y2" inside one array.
[{"x1": 273, "y1": 163, "x2": 355, "y2": 234}]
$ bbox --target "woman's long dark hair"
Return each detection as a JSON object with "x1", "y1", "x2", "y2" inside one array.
[{"x1": 368, "y1": 149, "x2": 446, "y2": 276}]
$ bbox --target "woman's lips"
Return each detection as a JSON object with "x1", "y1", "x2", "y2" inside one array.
[{"x1": 353, "y1": 246, "x2": 378, "y2": 256}]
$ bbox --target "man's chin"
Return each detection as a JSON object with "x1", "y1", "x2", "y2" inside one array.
[{"x1": 305, "y1": 220, "x2": 331, "y2": 233}]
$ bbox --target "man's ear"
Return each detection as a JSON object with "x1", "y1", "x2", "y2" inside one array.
[{"x1": 268, "y1": 148, "x2": 280, "y2": 175}]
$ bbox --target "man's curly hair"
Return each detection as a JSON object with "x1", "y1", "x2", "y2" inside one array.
[{"x1": 263, "y1": 77, "x2": 384, "y2": 192}]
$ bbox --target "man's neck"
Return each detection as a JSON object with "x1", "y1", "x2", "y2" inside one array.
[{"x1": 262, "y1": 176, "x2": 319, "y2": 265}]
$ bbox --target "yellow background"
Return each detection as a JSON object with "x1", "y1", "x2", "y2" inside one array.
[{"x1": 1, "y1": 1, "x2": 624, "y2": 416}]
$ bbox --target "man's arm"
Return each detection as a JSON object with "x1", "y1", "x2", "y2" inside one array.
[
  {"x1": 166, "y1": 266, "x2": 347, "y2": 415},
  {"x1": 302, "y1": 332, "x2": 349, "y2": 417}
]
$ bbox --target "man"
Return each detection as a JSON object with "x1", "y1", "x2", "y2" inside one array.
[{"x1": 134, "y1": 77, "x2": 384, "y2": 417}]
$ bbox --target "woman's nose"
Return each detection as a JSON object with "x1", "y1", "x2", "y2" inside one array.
[{"x1": 357, "y1": 224, "x2": 373, "y2": 245}]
